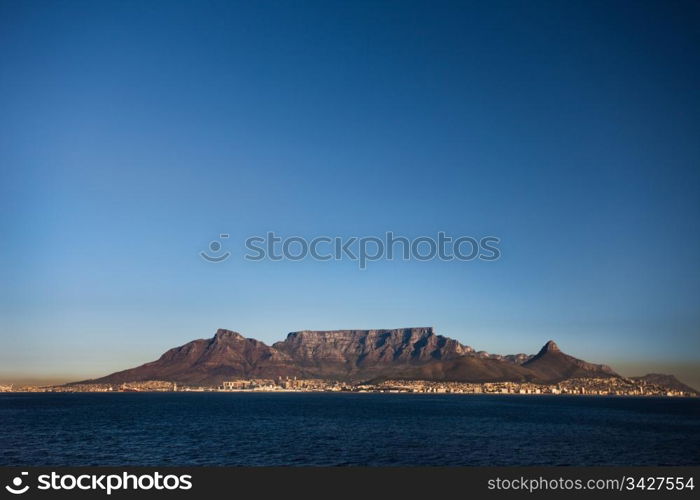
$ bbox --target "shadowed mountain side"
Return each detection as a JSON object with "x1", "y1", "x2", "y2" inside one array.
[
  {"x1": 522, "y1": 340, "x2": 618, "y2": 383},
  {"x1": 366, "y1": 355, "x2": 539, "y2": 383}
]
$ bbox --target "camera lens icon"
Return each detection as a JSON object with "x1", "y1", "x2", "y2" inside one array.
[
  {"x1": 200, "y1": 234, "x2": 231, "y2": 263},
  {"x1": 5, "y1": 472, "x2": 29, "y2": 495}
]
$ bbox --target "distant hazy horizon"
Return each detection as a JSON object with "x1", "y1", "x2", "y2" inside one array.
[{"x1": 2, "y1": 2, "x2": 699, "y2": 390}]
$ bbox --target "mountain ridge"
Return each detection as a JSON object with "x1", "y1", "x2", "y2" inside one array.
[{"x1": 84, "y1": 327, "x2": 635, "y2": 386}]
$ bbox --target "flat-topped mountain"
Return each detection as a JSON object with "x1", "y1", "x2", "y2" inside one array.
[
  {"x1": 274, "y1": 327, "x2": 473, "y2": 368},
  {"x1": 86, "y1": 327, "x2": 626, "y2": 386}
]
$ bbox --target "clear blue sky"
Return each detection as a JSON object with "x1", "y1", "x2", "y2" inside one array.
[{"x1": 1, "y1": 1, "x2": 699, "y2": 385}]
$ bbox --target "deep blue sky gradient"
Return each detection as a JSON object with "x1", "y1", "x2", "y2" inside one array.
[{"x1": 1, "y1": 1, "x2": 699, "y2": 384}]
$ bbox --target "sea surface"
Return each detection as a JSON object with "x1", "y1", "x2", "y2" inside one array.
[{"x1": 1, "y1": 393, "x2": 698, "y2": 466}]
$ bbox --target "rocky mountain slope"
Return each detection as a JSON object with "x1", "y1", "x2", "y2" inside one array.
[{"x1": 91, "y1": 329, "x2": 303, "y2": 385}]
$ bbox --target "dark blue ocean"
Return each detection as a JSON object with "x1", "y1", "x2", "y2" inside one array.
[{"x1": 1, "y1": 393, "x2": 698, "y2": 466}]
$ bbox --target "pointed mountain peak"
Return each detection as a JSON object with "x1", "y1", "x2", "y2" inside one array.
[
  {"x1": 214, "y1": 329, "x2": 244, "y2": 340},
  {"x1": 538, "y1": 340, "x2": 560, "y2": 355}
]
